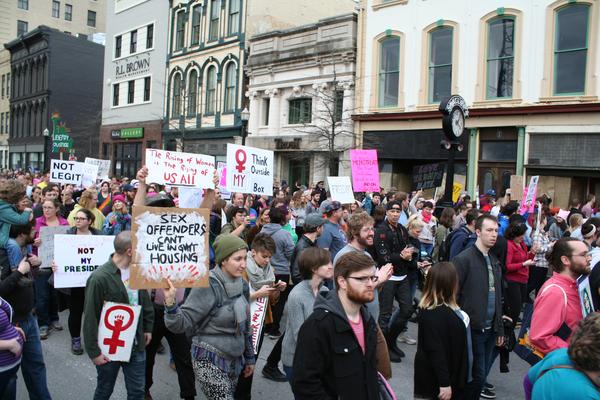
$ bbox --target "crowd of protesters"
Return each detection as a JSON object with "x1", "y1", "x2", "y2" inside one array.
[{"x1": 0, "y1": 168, "x2": 599, "y2": 400}]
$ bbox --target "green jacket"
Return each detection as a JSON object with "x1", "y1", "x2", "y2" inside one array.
[
  {"x1": 0, "y1": 200, "x2": 31, "y2": 248},
  {"x1": 83, "y1": 257, "x2": 154, "y2": 359}
]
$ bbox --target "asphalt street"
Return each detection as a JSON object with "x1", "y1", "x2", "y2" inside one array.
[{"x1": 17, "y1": 310, "x2": 529, "y2": 400}]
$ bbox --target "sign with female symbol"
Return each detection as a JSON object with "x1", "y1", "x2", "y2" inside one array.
[
  {"x1": 226, "y1": 144, "x2": 274, "y2": 196},
  {"x1": 98, "y1": 302, "x2": 141, "y2": 361}
]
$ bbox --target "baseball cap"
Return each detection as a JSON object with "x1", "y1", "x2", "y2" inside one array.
[
  {"x1": 121, "y1": 184, "x2": 135, "y2": 192},
  {"x1": 304, "y1": 213, "x2": 326, "y2": 231},
  {"x1": 321, "y1": 200, "x2": 341, "y2": 213}
]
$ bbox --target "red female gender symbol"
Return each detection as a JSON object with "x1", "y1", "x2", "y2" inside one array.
[
  {"x1": 235, "y1": 149, "x2": 247, "y2": 173},
  {"x1": 103, "y1": 305, "x2": 134, "y2": 354}
]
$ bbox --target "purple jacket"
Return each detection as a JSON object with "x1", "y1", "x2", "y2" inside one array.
[{"x1": 0, "y1": 297, "x2": 22, "y2": 370}]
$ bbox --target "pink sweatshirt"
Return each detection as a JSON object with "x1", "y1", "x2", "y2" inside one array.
[{"x1": 530, "y1": 273, "x2": 582, "y2": 355}]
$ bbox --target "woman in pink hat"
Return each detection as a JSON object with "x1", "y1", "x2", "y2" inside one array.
[
  {"x1": 548, "y1": 209, "x2": 569, "y2": 241},
  {"x1": 101, "y1": 194, "x2": 131, "y2": 235}
]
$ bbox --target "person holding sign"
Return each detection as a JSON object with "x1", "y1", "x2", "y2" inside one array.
[
  {"x1": 83, "y1": 231, "x2": 154, "y2": 400},
  {"x1": 101, "y1": 195, "x2": 131, "y2": 236},
  {"x1": 163, "y1": 234, "x2": 255, "y2": 400}
]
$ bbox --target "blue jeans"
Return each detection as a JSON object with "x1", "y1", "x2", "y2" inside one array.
[
  {"x1": 283, "y1": 365, "x2": 293, "y2": 386},
  {"x1": 466, "y1": 329, "x2": 496, "y2": 400},
  {"x1": 0, "y1": 363, "x2": 20, "y2": 400},
  {"x1": 421, "y1": 242, "x2": 433, "y2": 257},
  {"x1": 35, "y1": 270, "x2": 59, "y2": 328},
  {"x1": 19, "y1": 312, "x2": 52, "y2": 400},
  {"x1": 94, "y1": 350, "x2": 146, "y2": 400}
]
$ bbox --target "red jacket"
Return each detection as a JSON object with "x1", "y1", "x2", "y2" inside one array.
[{"x1": 505, "y1": 239, "x2": 533, "y2": 283}]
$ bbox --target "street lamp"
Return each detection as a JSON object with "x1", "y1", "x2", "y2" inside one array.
[
  {"x1": 240, "y1": 107, "x2": 250, "y2": 146},
  {"x1": 42, "y1": 128, "x2": 50, "y2": 172}
]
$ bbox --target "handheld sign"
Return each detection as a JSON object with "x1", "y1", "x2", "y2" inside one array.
[
  {"x1": 412, "y1": 162, "x2": 445, "y2": 191},
  {"x1": 327, "y1": 176, "x2": 355, "y2": 204},
  {"x1": 53, "y1": 234, "x2": 115, "y2": 288},
  {"x1": 178, "y1": 187, "x2": 204, "y2": 209},
  {"x1": 85, "y1": 158, "x2": 111, "y2": 181},
  {"x1": 81, "y1": 163, "x2": 99, "y2": 188},
  {"x1": 131, "y1": 206, "x2": 210, "y2": 289},
  {"x1": 146, "y1": 149, "x2": 216, "y2": 188},
  {"x1": 50, "y1": 160, "x2": 85, "y2": 185},
  {"x1": 520, "y1": 176, "x2": 539, "y2": 215},
  {"x1": 350, "y1": 150, "x2": 380, "y2": 192},
  {"x1": 510, "y1": 175, "x2": 524, "y2": 201},
  {"x1": 217, "y1": 162, "x2": 231, "y2": 200},
  {"x1": 39, "y1": 226, "x2": 70, "y2": 269},
  {"x1": 98, "y1": 302, "x2": 141, "y2": 362},
  {"x1": 226, "y1": 144, "x2": 274, "y2": 196},
  {"x1": 578, "y1": 276, "x2": 594, "y2": 318},
  {"x1": 249, "y1": 289, "x2": 268, "y2": 355}
]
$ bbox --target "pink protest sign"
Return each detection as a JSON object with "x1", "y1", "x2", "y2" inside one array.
[{"x1": 350, "y1": 150, "x2": 380, "y2": 192}]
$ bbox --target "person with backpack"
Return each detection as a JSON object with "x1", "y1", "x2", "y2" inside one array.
[
  {"x1": 448, "y1": 209, "x2": 480, "y2": 261},
  {"x1": 163, "y1": 234, "x2": 255, "y2": 400},
  {"x1": 433, "y1": 207, "x2": 455, "y2": 262}
]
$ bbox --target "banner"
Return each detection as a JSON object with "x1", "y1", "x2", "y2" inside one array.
[
  {"x1": 85, "y1": 158, "x2": 111, "y2": 181},
  {"x1": 350, "y1": 150, "x2": 379, "y2": 192},
  {"x1": 81, "y1": 163, "x2": 99, "y2": 188},
  {"x1": 327, "y1": 176, "x2": 355, "y2": 204},
  {"x1": 226, "y1": 144, "x2": 274, "y2": 196},
  {"x1": 39, "y1": 226, "x2": 70, "y2": 269},
  {"x1": 146, "y1": 149, "x2": 216, "y2": 188},
  {"x1": 98, "y1": 302, "x2": 141, "y2": 362},
  {"x1": 178, "y1": 187, "x2": 204, "y2": 209},
  {"x1": 131, "y1": 206, "x2": 210, "y2": 289},
  {"x1": 50, "y1": 160, "x2": 84, "y2": 185},
  {"x1": 53, "y1": 234, "x2": 115, "y2": 288},
  {"x1": 520, "y1": 176, "x2": 539, "y2": 215},
  {"x1": 249, "y1": 290, "x2": 268, "y2": 355},
  {"x1": 412, "y1": 163, "x2": 445, "y2": 190}
]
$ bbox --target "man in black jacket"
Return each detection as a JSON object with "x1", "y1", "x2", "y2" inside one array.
[
  {"x1": 453, "y1": 215, "x2": 505, "y2": 400},
  {"x1": 372, "y1": 200, "x2": 414, "y2": 362},
  {"x1": 292, "y1": 252, "x2": 379, "y2": 399},
  {"x1": 290, "y1": 213, "x2": 325, "y2": 284}
]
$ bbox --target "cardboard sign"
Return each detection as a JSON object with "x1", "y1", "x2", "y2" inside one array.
[
  {"x1": 81, "y1": 163, "x2": 99, "y2": 188},
  {"x1": 452, "y1": 182, "x2": 463, "y2": 203},
  {"x1": 510, "y1": 175, "x2": 524, "y2": 201},
  {"x1": 327, "y1": 176, "x2": 355, "y2": 204},
  {"x1": 39, "y1": 226, "x2": 70, "y2": 269},
  {"x1": 178, "y1": 187, "x2": 204, "y2": 209},
  {"x1": 226, "y1": 144, "x2": 274, "y2": 196},
  {"x1": 520, "y1": 176, "x2": 539, "y2": 215},
  {"x1": 350, "y1": 150, "x2": 379, "y2": 192},
  {"x1": 131, "y1": 206, "x2": 210, "y2": 289},
  {"x1": 578, "y1": 276, "x2": 594, "y2": 318},
  {"x1": 249, "y1": 289, "x2": 268, "y2": 355},
  {"x1": 98, "y1": 302, "x2": 141, "y2": 362},
  {"x1": 412, "y1": 163, "x2": 445, "y2": 190},
  {"x1": 50, "y1": 160, "x2": 84, "y2": 185},
  {"x1": 53, "y1": 234, "x2": 115, "y2": 288},
  {"x1": 146, "y1": 149, "x2": 216, "y2": 188},
  {"x1": 85, "y1": 157, "x2": 111, "y2": 180}
]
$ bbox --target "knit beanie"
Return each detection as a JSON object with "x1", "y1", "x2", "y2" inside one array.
[{"x1": 213, "y1": 234, "x2": 248, "y2": 264}]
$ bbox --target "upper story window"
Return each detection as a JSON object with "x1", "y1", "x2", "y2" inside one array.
[
  {"x1": 554, "y1": 4, "x2": 590, "y2": 95},
  {"x1": 486, "y1": 17, "x2": 515, "y2": 99},
  {"x1": 175, "y1": 11, "x2": 185, "y2": 51},
  {"x1": 191, "y1": 6, "x2": 201, "y2": 45},
  {"x1": 223, "y1": 63, "x2": 237, "y2": 112},
  {"x1": 115, "y1": 35, "x2": 122, "y2": 58},
  {"x1": 188, "y1": 70, "x2": 198, "y2": 115},
  {"x1": 172, "y1": 74, "x2": 182, "y2": 117},
  {"x1": 209, "y1": 0, "x2": 220, "y2": 41},
  {"x1": 378, "y1": 37, "x2": 400, "y2": 107},
  {"x1": 334, "y1": 90, "x2": 344, "y2": 122},
  {"x1": 289, "y1": 98, "x2": 312, "y2": 124},
  {"x1": 205, "y1": 66, "x2": 217, "y2": 114},
  {"x1": 428, "y1": 26, "x2": 453, "y2": 103},
  {"x1": 144, "y1": 76, "x2": 151, "y2": 102},
  {"x1": 17, "y1": 0, "x2": 28, "y2": 10},
  {"x1": 17, "y1": 20, "x2": 28, "y2": 36},
  {"x1": 228, "y1": 0, "x2": 240, "y2": 36},
  {"x1": 127, "y1": 80, "x2": 135, "y2": 104},
  {"x1": 65, "y1": 4, "x2": 72, "y2": 21},
  {"x1": 87, "y1": 10, "x2": 96, "y2": 27},
  {"x1": 52, "y1": 1, "x2": 60, "y2": 18},
  {"x1": 130, "y1": 30, "x2": 137, "y2": 54},
  {"x1": 146, "y1": 24, "x2": 153, "y2": 49},
  {"x1": 113, "y1": 83, "x2": 119, "y2": 106}
]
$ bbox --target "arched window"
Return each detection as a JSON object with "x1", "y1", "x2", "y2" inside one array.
[
  {"x1": 378, "y1": 37, "x2": 400, "y2": 107},
  {"x1": 428, "y1": 26, "x2": 453, "y2": 103},
  {"x1": 171, "y1": 74, "x2": 182, "y2": 118},
  {"x1": 205, "y1": 66, "x2": 216, "y2": 114},
  {"x1": 187, "y1": 70, "x2": 198, "y2": 116},
  {"x1": 223, "y1": 62, "x2": 237, "y2": 112},
  {"x1": 486, "y1": 17, "x2": 515, "y2": 99}
]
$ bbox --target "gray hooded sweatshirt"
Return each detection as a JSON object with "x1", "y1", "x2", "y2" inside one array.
[{"x1": 260, "y1": 223, "x2": 294, "y2": 275}]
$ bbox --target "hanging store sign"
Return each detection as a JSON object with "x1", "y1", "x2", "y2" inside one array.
[{"x1": 111, "y1": 127, "x2": 144, "y2": 139}]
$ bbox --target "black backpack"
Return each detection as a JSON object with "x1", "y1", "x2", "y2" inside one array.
[{"x1": 439, "y1": 226, "x2": 471, "y2": 262}]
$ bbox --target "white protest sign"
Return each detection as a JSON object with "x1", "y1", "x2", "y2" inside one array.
[
  {"x1": 85, "y1": 158, "x2": 111, "y2": 180},
  {"x1": 327, "y1": 176, "x2": 355, "y2": 204},
  {"x1": 53, "y1": 234, "x2": 115, "y2": 288},
  {"x1": 226, "y1": 144, "x2": 274, "y2": 196},
  {"x1": 178, "y1": 187, "x2": 204, "y2": 209},
  {"x1": 249, "y1": 290, "x2": 268, "y2": 354},
  {"x1": 146, "y1": 149, "x2": 215, "y2": 188},
  {"x1": 39, "y1": 226, "x2": 70, "y2": 269},
  {"x1": 81, "y1": 163, "x2": 99, "y2": 188},
  {"x1": 50, "y1": 159, "x2": 85, "y2": 185},
  {"x1": 98, "y1": 302, "x2": 141, "y2": 362}
]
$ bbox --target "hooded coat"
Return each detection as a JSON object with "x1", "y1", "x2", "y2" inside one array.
[{"x1": 260, "y1": 223, "x2": 294, "y2": 275}]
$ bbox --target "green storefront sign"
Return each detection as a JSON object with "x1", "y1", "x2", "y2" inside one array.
[{"x1": 112, "y1": 127, "x2": 144, "y2": 139}]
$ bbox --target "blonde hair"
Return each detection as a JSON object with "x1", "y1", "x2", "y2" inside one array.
[
  {"x1": 419, "y1": 262, "x2": 459, "y2": 310},
  {"x1": 407, "y1": 215, "x2": 425, "y2": 231},
  {"x1": 78, "y1": 189, "x2": 98, "y2": 210}
]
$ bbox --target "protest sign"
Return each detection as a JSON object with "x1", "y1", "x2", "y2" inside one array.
[
  {"x1": 226, "y1": 144, "x2": 274, "y2": 196},
  {"x1": 178, "y1": 187, "x2": 204, "y2": 208},
  {"x1": 217, "y1": 162, "x2": 231, "y2": 199},
  {"x1": 578, "y1": 276, "x2": 594, "y2": 318},
  {"x1": 520, "y1": 176, "x2": 539, "y2": 215},
  {"x1": 350, "y1": 150, "x2": 379, "y2": 192},
  {"x1": 53, "y1": 234, "x2": 115, "y2": 288},
  {"x1": 85, "y1": 158, "x2": 111, "y2": 180},
  {"x1": 510, "y1": 175, "x2": 524, "y2": 201},
  {"x1": 327, "y1": 176, "x2": 355, "y2": 204},
  {"x1": 50, "y1": 159, "x2": 84, "y2": 185},
  {"x1": 98, "y1": 302, "x2": 141, "y2": 362},
  {"x1": 131, "y1": 206, "x2": 210, "y2": 289},
  {"x1": 146, "y1": 149, "x2": 215, "y2": 188},
  {"x1": 81, "y1": 163, "x2": 99, "y2": 188},
  {"x1": 452, "y1": 182, "x2": 463, "y2": 203},
  {"x1": 412, "y1": 163, "x2": 445, "y2": 190},
  {"x1": 249, "y1": 289, "x2": 268, "y2": 354},
  {"x1": 39, "y1": 226, "x2": 70, "y2": 269}
]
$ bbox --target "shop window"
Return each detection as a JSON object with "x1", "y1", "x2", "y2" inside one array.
[
  {"x1": 114, "y1": 142, "x2": 142, "y2": 178},
  {"x1": 480, "y1": 141, "x2": 517, "y2": 162}
]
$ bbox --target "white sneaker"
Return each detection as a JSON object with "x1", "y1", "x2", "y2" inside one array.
[{"x1": 398, "y1": 333, "x2": 417, "y2": 345}]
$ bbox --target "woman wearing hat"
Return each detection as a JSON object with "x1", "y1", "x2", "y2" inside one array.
[
  {"x1": 163, "y1": 234, "x2": 255, "y2": 400},
  {"x1": 101, "y1": 194, "x2": 131, "y2": 235}
]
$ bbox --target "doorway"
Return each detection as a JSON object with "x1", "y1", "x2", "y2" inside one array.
[{"x1": 288, "y1": 157, "x2": 310, "y2": 188}]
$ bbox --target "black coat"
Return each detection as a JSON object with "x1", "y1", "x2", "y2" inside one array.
[
  {"x1": 414, "y1": 305, "x2": 469, "y2": 399},
  {"x1": 373, "y1": 221, "x2": 412, "y2": 277},
  {"x1": 292, "y1": 291, "x2": 379, "y2": 400},
  {"x1": 290, "y1": 235, "x2": 316, "y2": 284}
]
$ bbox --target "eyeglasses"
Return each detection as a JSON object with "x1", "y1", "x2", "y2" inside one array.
[
  {"x1": 74, "y1": 217, "x2": 89, "y2": 221},
  {"x1": 570, "y1": 252, "x2": 591, "y2": 259},
  {"x1": 347, "y1": 275, "x2": 378, "y2": 284}
]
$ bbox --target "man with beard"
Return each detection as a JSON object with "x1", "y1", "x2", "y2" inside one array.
[
  {"x1": 453, "y1": 215, "x2": 504, "y2": 400},
  {"x1": 530, "y1": 237, "x2": 591, "y2": 355},
  {"x1": 305, "y1": 191, "x2": 321, "y2": 214},
  {"x1": 292, "y1": 252, "x2": 380, "y2": 399}
]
